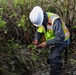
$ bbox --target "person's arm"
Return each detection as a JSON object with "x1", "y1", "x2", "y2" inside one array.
[
  {"x1": 46, "y1": 18, "x2": 65, "y2": 46},
  {"x1": 34, "y1": 32, "x2": 42, "y2": 41},
  {"x1": 33, "y1": 31, "x2": 42, "y2": 45}
]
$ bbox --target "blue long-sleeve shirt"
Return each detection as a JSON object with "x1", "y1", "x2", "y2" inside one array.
[{"x1": 34, "y1": 18, "x2": 65, "y2": 46}]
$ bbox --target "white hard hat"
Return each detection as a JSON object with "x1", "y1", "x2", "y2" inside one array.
[{"x1": 29, "y1": 6, "x2": 44, "y2": 27}]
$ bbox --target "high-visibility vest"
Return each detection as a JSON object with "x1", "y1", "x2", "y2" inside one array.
[{"x1": 37, "y1": 12, "x2": 70, "y2": 41}]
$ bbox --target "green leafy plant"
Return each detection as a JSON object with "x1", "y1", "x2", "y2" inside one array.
[
  {"x1": 0, "y1": 8, "x2": 3, "y2": 14},
  {"x1": 18, "y1": 15, "x2": 27, "y2": 31},
  {"x1": 7, "y1": 38, "x2": 21, "y2": 50},
  {"x1": 27, "y1": 44, "x2": 36, "y2": 50},
  {"x1": 72, "y1": 26, "x2": 76, "y2": 29},
  {"x1": 0, "y1": 16, "x2": 6, "y2": 29}
]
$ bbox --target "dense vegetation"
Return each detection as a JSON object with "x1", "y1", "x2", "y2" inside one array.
[{"x1": 0, "y1": 0, "x2": 76, "y2": 75}]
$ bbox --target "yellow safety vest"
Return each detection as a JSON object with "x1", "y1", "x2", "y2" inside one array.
[{"x1": 37, "y1": 12, "x2": 70, "y2": 41}]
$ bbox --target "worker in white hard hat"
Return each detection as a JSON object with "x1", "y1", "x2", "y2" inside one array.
[{"x1": 29, "y1": 6, "x2": 70, "y2": 75}]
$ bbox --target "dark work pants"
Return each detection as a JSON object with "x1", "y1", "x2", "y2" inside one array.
[{"x1": 47, "y1": 40, "x2": 68, "y2": 75}]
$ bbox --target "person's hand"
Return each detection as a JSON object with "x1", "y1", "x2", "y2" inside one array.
[
  {"x1": 36, "y1": 42, "x2": 47, "y2": 48},
  {"x1": 32, "y1": 40, "x2": 38, "y2": 45}
]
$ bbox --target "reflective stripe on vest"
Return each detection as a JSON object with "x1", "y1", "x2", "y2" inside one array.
[
  {"x1": 50, "y1": 14, "x2": 60, "y2": 25},
  {"x1": 62, "y1": 22, "x2": 70, "y2": 40},
  {"x1": 47, "y1": 14, "x2": 60, "y2": 30},
  {"x1": 47, "y1": 25, "x2": 52, "y2": 30}
]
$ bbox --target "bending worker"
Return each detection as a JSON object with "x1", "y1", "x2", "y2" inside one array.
[{"x1": 29, "y1": 6, "x2": 70, "y2": 75}]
